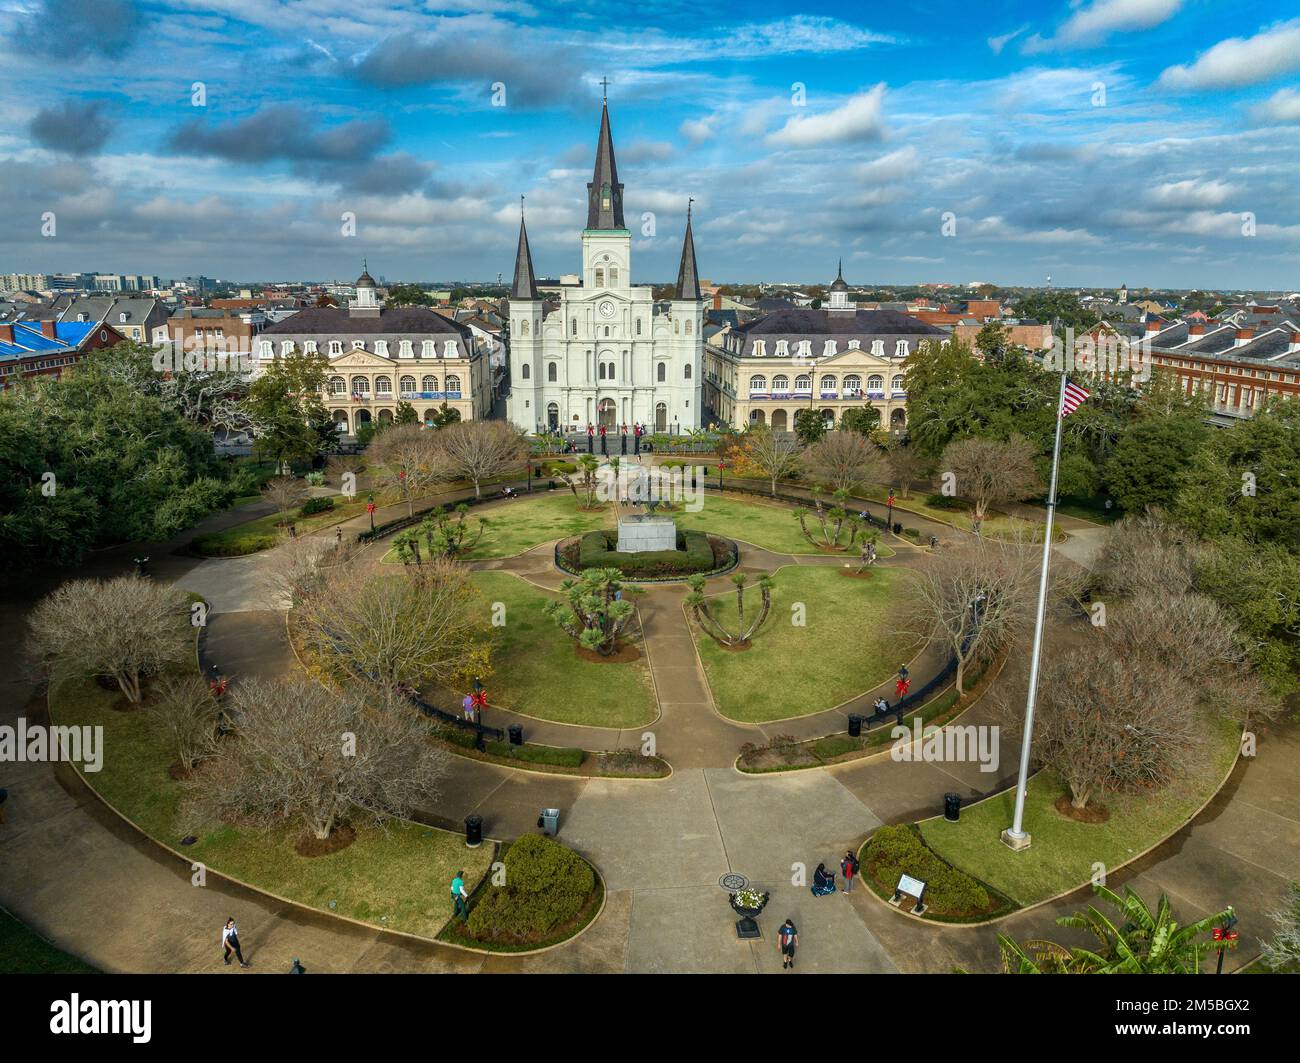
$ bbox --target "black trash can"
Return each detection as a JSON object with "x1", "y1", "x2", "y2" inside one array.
[
  {"x1": 508, "y1": 723, "x2": 523, "y2": 746},
  {"x1": 847, "y1": 714, "x2": 863, "y2": 738},
  {"x1": 464, "y1": 813, "x2": 483, "y2": 848},
  {"x1": 943, "y1": 793, "x2": 962, "y2": 822},
  {"x1": 893, "y1": 521, "x2": 903, "y2": 535}
]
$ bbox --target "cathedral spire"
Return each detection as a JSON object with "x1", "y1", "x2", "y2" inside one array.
[
  {"x1": 511, "y1": 203, "x2": 539, "y2": 300},
  {"x1": 674, "y1": 199, "x2": 701, "y2": 301},
  {"x1": 586, "y1": 96, "x2": 625, "y2": 230}
]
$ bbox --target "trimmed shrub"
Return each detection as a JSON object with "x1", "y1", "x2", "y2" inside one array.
[
  {"x1": 575, "y1": 529, "x2": 726, "y2": 576},
  {"x1": 466, "y1": 834, "x2": 596, "y2": 941},
  {"x1": 299, "y1": 496, "x2": 336, "y2": 517},
  {"x1": 862, "y1": 824, "x2": 991, "y2": 915},
  {"x1": 305, "y1": 471, "x2": 326, "y2": 486}
]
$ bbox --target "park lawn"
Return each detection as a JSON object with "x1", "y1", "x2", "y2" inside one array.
[
  {"x1": 383, "y1": 492, "x2": 613, "y2": 562},
  {"x1": 193, "y1": 495, "x2": 369, "y2": 556},
  {"x1": 671, "y1": 493, "x2": 894, "y2": 557},
  {"x1": 47, "y1": 658, "x2": 492, "y2": 942},
  {"x1": 693, "y1": 565, "x2": 922, "y2": 723},
  {"x1": 919, "y1": 718, "x2": 1241, "y2": 908},
  {"x1": 1056, "y1": 494, "x2": 1120, "y2": 525},
  {"x1": 470, "y1": 570, "x2": 657, "y2": 728},
  {"x1": 858, "y1": 486, "x2": 1065, "y2": 543},
  {"x1": 0, "y1": 909, "x2": 98, "y2": 973}
]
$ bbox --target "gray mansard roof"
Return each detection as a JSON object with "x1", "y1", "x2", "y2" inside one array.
[
  {"x1": 736, "y1": 307, "x2": 949, "y2": 338},
  {"x1": 262, "y1": 305, "x2": 472, "y2": 338}
]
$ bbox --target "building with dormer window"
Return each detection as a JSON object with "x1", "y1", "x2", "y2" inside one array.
[
  {"x1": 702, "y1": 263, "x2": 947, "y2": 434},
  {"x1": 256, "y1": 267, "x2": 490, "y2": 435}
]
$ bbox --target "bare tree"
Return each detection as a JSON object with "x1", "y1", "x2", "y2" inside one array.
[
  {"x1": 431, "y1": 420, "x2": 527, "y2": 498},
  {"x1": 191, "y1": 677, "x2": 449, "y2": 841},
  {"x1": 145, "y1": 674, "x2": 220, "y2": 771},
  {"x1": 940, "y1": 435, "x2": 1043, "y2": 535},
  {"x1": 805, "y1": 431, "x2": 888, "y2": 494},
  {"x1": 886, "y1": 444, "x2": 931, "y2": 499},
  {"x1": 260, "y1": 532, "x2": 345, "y2": 611},
  {"x1": 1092, "y1": 514, "x2": 1199, "y2": 600},
  {"x1": 294, "y1": 558, "x2": 490, "y2": 688},
  {"x1": 27, "y1": 575, "x2": 191, "y2": 704},
  {"x1": 745, "y1": 426, "x2": 803, "y2": 497},
  {"x1": 370, "y1": 423, "x2": 449, "y2": 517},
  {"x1": 261, "y1": 475, "x2": 309, "y2": 525},
  {"x1": 900, "y1": 535, "x2": 1041, "y2": 693}
]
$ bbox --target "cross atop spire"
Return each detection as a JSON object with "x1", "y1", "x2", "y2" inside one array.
[
  {"x1": 586, "y1": 96, "x2": 625, "y2": 230},
  {"x1": 510, "y1": 213, "x2": 539, "y2": 301},
  {"x1": 600, "y1": 76, "x2": 610, "y2": 101}
]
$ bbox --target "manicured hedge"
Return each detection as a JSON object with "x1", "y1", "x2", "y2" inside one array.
[
  {"x1": 576, "y1": 528, "x2": 720, "y2": 576},
  {"x1": 466, "y1": 834, "x2": 596, "y2": 942},
  {"x1": 862, "y1": 824, "x2": 991, "y2": 916}
]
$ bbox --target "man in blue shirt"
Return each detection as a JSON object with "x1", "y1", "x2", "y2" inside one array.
[{"x1": 451, "y1": 871, "x2": 470, "y2": 921}]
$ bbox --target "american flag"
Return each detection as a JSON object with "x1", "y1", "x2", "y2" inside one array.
[{"x1": 1061, "y1": 379, "x2": 1090, "y2": 417}]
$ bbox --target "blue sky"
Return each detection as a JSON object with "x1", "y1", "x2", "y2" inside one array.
[{"x1": 1, "y1": 0, "x2": 1298, "y2": 289}]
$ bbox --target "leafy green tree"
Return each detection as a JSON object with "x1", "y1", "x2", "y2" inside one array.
[
  {"x1": 838, "y1": 406, "x2": 881, "y2": 435},
  {"x1": 385, "y1": 284, "x2": 432, "y2": 307},
  {"x1": 245, "y1": 351, "x2": 333, "y2": 464},
  {"x1": 544, "y1": 568, "x2": 639, "y2": 656},
  {"x1": 1011, "y1": 291, "x2": 1099, "y2": 339},
  {"x1": 999, "y1": 884, "x2": 1233, "y2": 974},
  {"x1": 394, "y1": 400, "x2": 419, "y2": 425},
  {"x1": 1104, "y1": 413, "x2": 1208, "y2": 514},
  {"x1": 793, "y1": 407, "x2": 826, "y2": 445}
]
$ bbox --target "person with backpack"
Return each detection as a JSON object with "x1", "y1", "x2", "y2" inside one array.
[
  {"x1": 777, "y1": 919, "x2": 799, "y2": 970},
  {"x1": 841, "y1": 849, "x2": 860, "y2": 893}
]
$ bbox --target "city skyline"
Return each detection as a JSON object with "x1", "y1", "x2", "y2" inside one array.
[{"x1": 1, "y1": 1, "x2": 1298, "y2": 288}]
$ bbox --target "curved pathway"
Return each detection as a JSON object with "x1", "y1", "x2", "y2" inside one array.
[{"x1": 1, "y1": 483, "x2": 1294, "y2": 974}]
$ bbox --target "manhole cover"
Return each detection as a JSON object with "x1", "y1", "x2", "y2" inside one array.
[{"x1": 718, "y1": 872, "x2": 749, "y2": 892}]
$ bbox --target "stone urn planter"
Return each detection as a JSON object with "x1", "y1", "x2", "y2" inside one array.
[{"x1": 729, "y1": 888, "x2": 769, "y2": 939}]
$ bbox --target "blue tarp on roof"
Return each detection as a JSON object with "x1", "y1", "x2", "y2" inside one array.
[{"x1": 0, "y1": 322, "x2": 76, "y2": 361}]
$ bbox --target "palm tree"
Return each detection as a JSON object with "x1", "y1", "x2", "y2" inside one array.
[
  {"x1": 544, "y1": 568, "x2": 639, "y2": 656},
  {"x1": 998, "y1": 883, "x2": 1233, "y2": 974},
  {"x1": 686, "y1": 572, "x2": 775, "y2": 647}
]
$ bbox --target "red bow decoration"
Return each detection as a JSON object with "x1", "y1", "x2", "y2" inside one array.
[{"x1": 470, "y1": 690, "x2": 488, "y2": 710}]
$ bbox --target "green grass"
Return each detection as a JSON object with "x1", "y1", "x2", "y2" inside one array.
[
  {"x1": 694, "y1": 566, "x2": 923, "y2": 723},
  {"x1": 192, "y1": 496, "x2": 369, "y2": 556},
  {"x1": 920, "y1": 718, "x2": 1241, "y2": 907},
  {"x1": 383, "y1": 492, "x2": 613, "y2": 562},
  {"x1": 0, "y1": 909, "x2": 98, "y2": 973},
  {"x1": 48, "y1": 656, "x2": 492, "y2": 942},
  {"x1": 672, "y1": 493, "x2": 894, "y2": 556},
  {"x1": 859, "y1": 486, "x2": 1065, "y2": 543},
  {"x1": 469, "y1": 571, "x2": 657, "y2": 728},
  {"x1": 1056, "y1": 494, "x2": 1121, "y2": 524}
]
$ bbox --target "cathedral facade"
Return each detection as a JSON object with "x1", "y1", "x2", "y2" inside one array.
[{"x1": 505, "y1": 99, "x2": 703, "y2": 434}]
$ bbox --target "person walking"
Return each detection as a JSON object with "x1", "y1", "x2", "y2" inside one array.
[
  {"x1": 222, "y1": 917, "x2": 250, "y2": 968},
  {"x1": 451, "y1": 870, "x2": 470, "y2": 922},
  {"x1": 777, "y1": 919, "x2": 798, "y2": 970},
  {"x1": 841, "y1": 849, "x2": 859, "y2": 893}
]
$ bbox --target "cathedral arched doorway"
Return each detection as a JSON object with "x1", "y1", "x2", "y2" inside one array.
[
  {"x1": 547, "y1": 402, "x2": 560, "y2": 430},
  {"x1": 598, "y1": 398, "x2": 617, "y2": 427},
  {"x1": 654, "y1": 402, "x2": 667, "y2": 432}
]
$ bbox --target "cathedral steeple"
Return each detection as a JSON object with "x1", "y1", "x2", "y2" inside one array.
[
  {"x1": 674, "y1": 199, "x2": 701, "y2": 301},
  {"x1": 511, "y1": 199, "x2": 539, "y2": 300},
  {"x1": 586, "y1": 93, "x2": 625, "y2": 231}
]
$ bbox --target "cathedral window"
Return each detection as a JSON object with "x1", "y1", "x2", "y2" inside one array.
[
  {"x1": 571, "y1": 318, "x2": 578, "y2": 337},
  {"x1": 685, "y1": 320, "x2": 692, "y2": 335},
  {"x1": 685, "y1": 364, "x2": 692, "y2": 380},
  {"x1": 610, "y1": 267, "x2": 619, "y2": 286},
  {"x1": 522, "y1": 364, "x2": 530, "y2": 379},
  {"x1": 656, "y1": 362, "x2": 666, "y2": 382},
  {"x1": 595, "y1": 267, "x2": 604, "y2": 286},
  {"x1": 604, "y1": 326, "x2": 610, "y2": 337},
  {"x1": 548, "y1": 362, "x2": 558, "y2": 382},
  {"x1": 520, "y1": 320, "x2": 529, "y2": 336},
  {"x1": 636, "y1": 319, "x2": 642, "y2": 336}
]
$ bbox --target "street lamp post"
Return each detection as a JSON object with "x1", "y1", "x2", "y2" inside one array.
[
  {"x1": 1213, "y1": 910, "x2": 1238, "y2": 974},
  {"x1": 886, "y1": 490, "x2": 895, "y2": 537},
  {"x1": 366, "y1": 493, "x2": 376, "y2": 534}
]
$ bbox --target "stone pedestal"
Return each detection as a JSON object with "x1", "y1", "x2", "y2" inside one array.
[
  {"x1": 616, "y1": 515, "x2": 677, "y2": 553},
  {"x1": 1000, "y1": 828, "x2": 1033, "y2": 851}
]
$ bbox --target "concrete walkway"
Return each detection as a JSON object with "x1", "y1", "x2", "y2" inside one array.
[{"x1": 1, "y1": 488, "x2": 1293, "y2": 974}]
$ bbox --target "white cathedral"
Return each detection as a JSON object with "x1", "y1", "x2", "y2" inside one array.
[{"x1": 505, "y1": 97, "x2": 704, "y2": 434}]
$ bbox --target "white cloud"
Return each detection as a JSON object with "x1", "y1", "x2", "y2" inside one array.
[
  {"x1": 1148, "y1": 178, "x2": 1238, "y2": 208},
  {"x1": 680, "y1": 115, "x2": 718, "y2": 143},
  {"x1": 987, "y1": 26, "x2": 1027, "y2": 55},
  {"x1": 1024, "y1": 0, "x2": 1181, "y2": 52},
  {"x1": 765, "y1": 85, "x2": 887, "y2": 149},
  {"x1": 854, "y1": 146, "x2": 920, "y2": 183},
  {"x1": 1252, "y1": 87, "x2": 1300, "y2": 124},
  {"x1": 1159, "y1": 19, "x2": 1300, "y2": 90}
]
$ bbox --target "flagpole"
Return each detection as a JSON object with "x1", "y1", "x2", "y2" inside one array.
[{"x1": 1001, "y1": 370, "x2": 1068, "y2": 851}]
